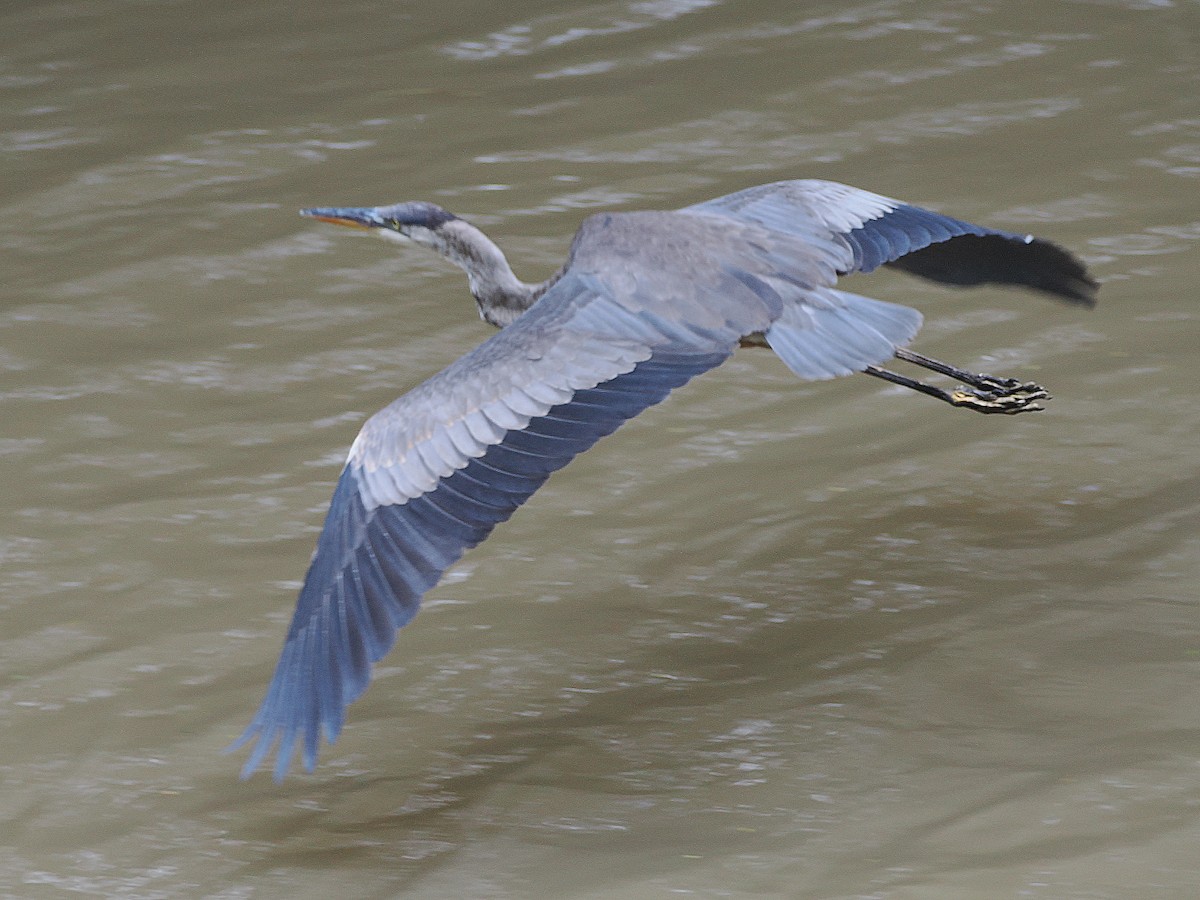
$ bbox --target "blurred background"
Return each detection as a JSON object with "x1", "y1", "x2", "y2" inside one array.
[{"x1": 2, "y1": 0, "x2": 1198, "y2": 896}]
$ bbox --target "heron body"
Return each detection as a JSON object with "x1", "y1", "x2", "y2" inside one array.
[{"x1": 233, "y1": 179, "x2": 1096, "y2": 779}]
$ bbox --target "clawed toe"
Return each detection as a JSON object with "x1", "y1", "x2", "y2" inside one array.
[
  {"x1": 863, "y1": 354, "x2": 1056, "y2": 416},
  {"x1": 972, "y1": 374, "x2": 1045, "y2": 395},
  {"x1": 949, "y1": 381, "x2": 1050, "y2": 414}
]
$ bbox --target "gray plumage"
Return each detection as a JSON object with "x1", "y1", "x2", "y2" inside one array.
[{"x1": 232, "y1": 179, "x2": 1096, "y2": 779}]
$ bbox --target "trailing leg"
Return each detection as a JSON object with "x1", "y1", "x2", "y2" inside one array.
[{"x1": 864, "y1": 350, "x2": 1050, "y2": 415}]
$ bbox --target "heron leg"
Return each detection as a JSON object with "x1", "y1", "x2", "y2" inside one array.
[
  {"x1": 894, "y1": 348, "x2": 1046, "y2": 396},
  {"x1": 865, "y1": 350, "x2": 1050, "y2": 415}
]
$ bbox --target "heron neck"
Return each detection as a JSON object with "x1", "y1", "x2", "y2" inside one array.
[{"x1": 434, "y1": 219, "x2": 548, "y2": 328}]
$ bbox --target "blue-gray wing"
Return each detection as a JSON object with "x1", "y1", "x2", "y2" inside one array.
[
  {"x1": 231, "y1": 260, "x2": 789, "y2": 779},
  {"x1": 684, "y1": 179, "x2": 1096, "y2": 306},
  {"x1": 233, "y1": 202, "x2": 943, "y2": 779}
]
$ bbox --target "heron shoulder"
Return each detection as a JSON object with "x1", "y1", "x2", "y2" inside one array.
[{"x1": 567, "y1": 209, "x2": 754, "y2": 275}]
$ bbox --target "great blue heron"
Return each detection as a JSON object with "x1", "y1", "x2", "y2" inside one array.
[{"x1": 232, "y1": 179, "x2": 1096, "y2": 779}]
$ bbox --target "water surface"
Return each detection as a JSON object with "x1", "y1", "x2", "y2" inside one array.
[{"x1": 2, "y1": 0, "x2": 1199, "y2": 897}]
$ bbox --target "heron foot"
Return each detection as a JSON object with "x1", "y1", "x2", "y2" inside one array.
[
  {"x1": 863, "y1": 358, "x2": 1052, "y2": 415},
  {"x1": 949, "y1": 378, "x2": 1049, "y2": 414}
]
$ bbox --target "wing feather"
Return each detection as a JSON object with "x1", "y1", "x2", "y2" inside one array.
[
  {"x1": 686, "y1": 178, "x2": 1096, "y2": 305},
  {"x1": 232, "y1": 268, "x2": 763, "y2": 778}
]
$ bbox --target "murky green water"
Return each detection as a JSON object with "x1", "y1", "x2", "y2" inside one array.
[{"x1": 2, "y1": 1, "x2": 1199, "y2": 896}]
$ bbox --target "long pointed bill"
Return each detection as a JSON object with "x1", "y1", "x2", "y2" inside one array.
[{"x1": 300, "y1": 206, "x2": 387, "y2": 229}]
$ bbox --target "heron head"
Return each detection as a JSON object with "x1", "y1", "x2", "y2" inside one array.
[{"x1": 301, "y1": 201, "x2": 458, "y2": 247}]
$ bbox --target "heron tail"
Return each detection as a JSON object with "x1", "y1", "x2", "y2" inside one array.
[{"x1": 764, "y1": 289, "x2": 923, "y2": 381}]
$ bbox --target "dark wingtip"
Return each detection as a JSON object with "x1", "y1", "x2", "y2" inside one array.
[
  {"x1": 1015, "y1": 235, "x2": 1098, "y2": 307},
  {"x1": 888, "y1": 233, "x2": 1098, "y2": 307}
]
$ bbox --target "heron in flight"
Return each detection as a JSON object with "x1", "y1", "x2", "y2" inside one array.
[{"x1": 233, "y1": 179, "x2": 1096, "y2": 779}]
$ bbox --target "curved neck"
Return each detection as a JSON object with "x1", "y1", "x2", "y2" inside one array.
[{"x1": 428, "y1": 219, "x2": 555, "y2": 328}]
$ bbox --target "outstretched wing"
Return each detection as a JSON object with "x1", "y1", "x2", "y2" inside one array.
[
  {"x1": 684, "y1": 179, "x2": 1097, "y2": 306},
  {"x1": 232, "y1": 249, "x2": 796, "y2": 778},
  {"x1": 235, "y1": 186, "x2": 1008, "y2": 779}
]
